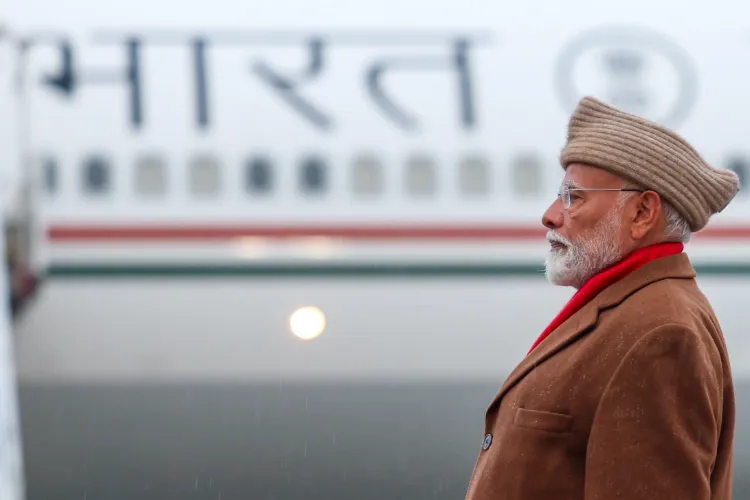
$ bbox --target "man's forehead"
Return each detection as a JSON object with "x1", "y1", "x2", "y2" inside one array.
[{"x1": 562, "y1": 163, "x2": 625, "y2": 187}]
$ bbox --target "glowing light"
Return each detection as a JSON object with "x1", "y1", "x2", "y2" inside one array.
[
  {"x1": 301, "y1": 236, "x2": 341, "y2": 259},
  {"x1": 289, "y1": 306, "x2": 326, "y2": 340},
  {"x1": 234, "y1": 237, "x2": 269, "y2": 259}
]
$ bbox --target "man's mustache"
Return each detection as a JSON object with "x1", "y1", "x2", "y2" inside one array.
[{"x1": 546, "y1": 231, "x2": 572, "y2": 247}]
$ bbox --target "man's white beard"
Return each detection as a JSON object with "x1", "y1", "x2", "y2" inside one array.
[{"x1": 544, "y1": 208, "x2": 625, "y2": 289}]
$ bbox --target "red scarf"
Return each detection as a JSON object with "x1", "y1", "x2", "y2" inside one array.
[{"x1": 526, "y1": 241, "x2": 684, "y2": 355}]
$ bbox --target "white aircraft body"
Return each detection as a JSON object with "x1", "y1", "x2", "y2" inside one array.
[{"x1": 3, "y1": 0, "x2": 750, "y2": 498}]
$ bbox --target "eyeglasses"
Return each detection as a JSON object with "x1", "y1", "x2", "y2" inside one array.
[{"x1": 557, "y1": 185, "x2": 644, "y2": 209}]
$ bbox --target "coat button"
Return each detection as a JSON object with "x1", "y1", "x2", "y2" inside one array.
[{"x1": 482, "y1": 433, "x2": 492, "y2": 450}]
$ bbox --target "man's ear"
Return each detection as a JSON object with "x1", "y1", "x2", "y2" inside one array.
[{"x1": 630, "y1": 190, "x2": 662, "y2": 240}]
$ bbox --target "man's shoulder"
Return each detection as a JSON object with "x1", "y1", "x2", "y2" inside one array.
[
  {"x1": 616, "y1": 275, "x2": 716, "y2": 330},
  {"x1": 602, "y1": 276, "x2": 727, "y2": 363}
]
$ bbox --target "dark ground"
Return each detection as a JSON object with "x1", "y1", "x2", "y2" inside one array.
[{"x1": 16, "y1": 381, "x2": 750, "y2": 500}]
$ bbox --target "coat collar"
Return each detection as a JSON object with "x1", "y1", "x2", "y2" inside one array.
[{"x1": 485, "y1": 252, "x2": 696, "y2": 414}]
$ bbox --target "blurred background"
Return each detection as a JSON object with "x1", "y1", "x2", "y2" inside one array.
[{"x1": 2, "y1": 1, "x2": 750, "y2": 498}]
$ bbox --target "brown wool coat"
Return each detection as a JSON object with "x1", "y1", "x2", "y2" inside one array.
[{"x1": 464, "y1": 253, "x2": 735, "y2": 500}]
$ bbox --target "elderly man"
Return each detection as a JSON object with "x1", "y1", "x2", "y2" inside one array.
[{"x1": 464, "y1": 96, "x2": 739, "y2": 499}]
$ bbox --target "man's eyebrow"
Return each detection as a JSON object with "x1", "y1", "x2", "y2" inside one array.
[{"x1": 563, "y1": 180, "x2": 583, "y2": 189}]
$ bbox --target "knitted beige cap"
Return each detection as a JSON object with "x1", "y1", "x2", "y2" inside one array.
[{"x1": 559, "y1": 96, "x2": 739, "y2": 232}]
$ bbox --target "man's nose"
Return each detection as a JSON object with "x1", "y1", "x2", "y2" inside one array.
[{"x1": 542, "y1": 199, "x2": 564, "y2": 230}]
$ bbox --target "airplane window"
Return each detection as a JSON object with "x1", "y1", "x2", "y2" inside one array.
[
  {"x1": 406, "y1": 154, "x2": 436, "y2": 196},
  {"x1": 245, "y1": 156, "x2": 273, "y2": 193},
  {"x1": 727, "y1": 157, "x2": 748, "y2": 191},
  {"x1": 43, "y1": 157, "x2": 58, "y2": 195},
  {"x1": 300, "y1": 156, "x2": 326, "y2": 194},
  {"x1": 512, "y1": 154, "x2": 542, "y2": 196},
  {"x1": 135, "y1": 155, "x2": 167, "y2": 196},
  {"x1": 189, "y1": 154, "x2": 221, "y2": 196},
  {"x1": 82, "y1": 155, "x2": 111, "y2": 194},
  {"x1": 459, "y1": 155, "x2": 490, "y2": 196},
  {"x1": 352, "y1": 154, "x2": 382, "y2": 196}
]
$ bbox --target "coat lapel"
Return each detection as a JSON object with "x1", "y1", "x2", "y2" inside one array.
[
  {"x1": 486, "y1": 299, "x2": 600, "y2": 414},
  {"x1": 485, "y1": 253, "x2": 697, "y2": 414}
]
